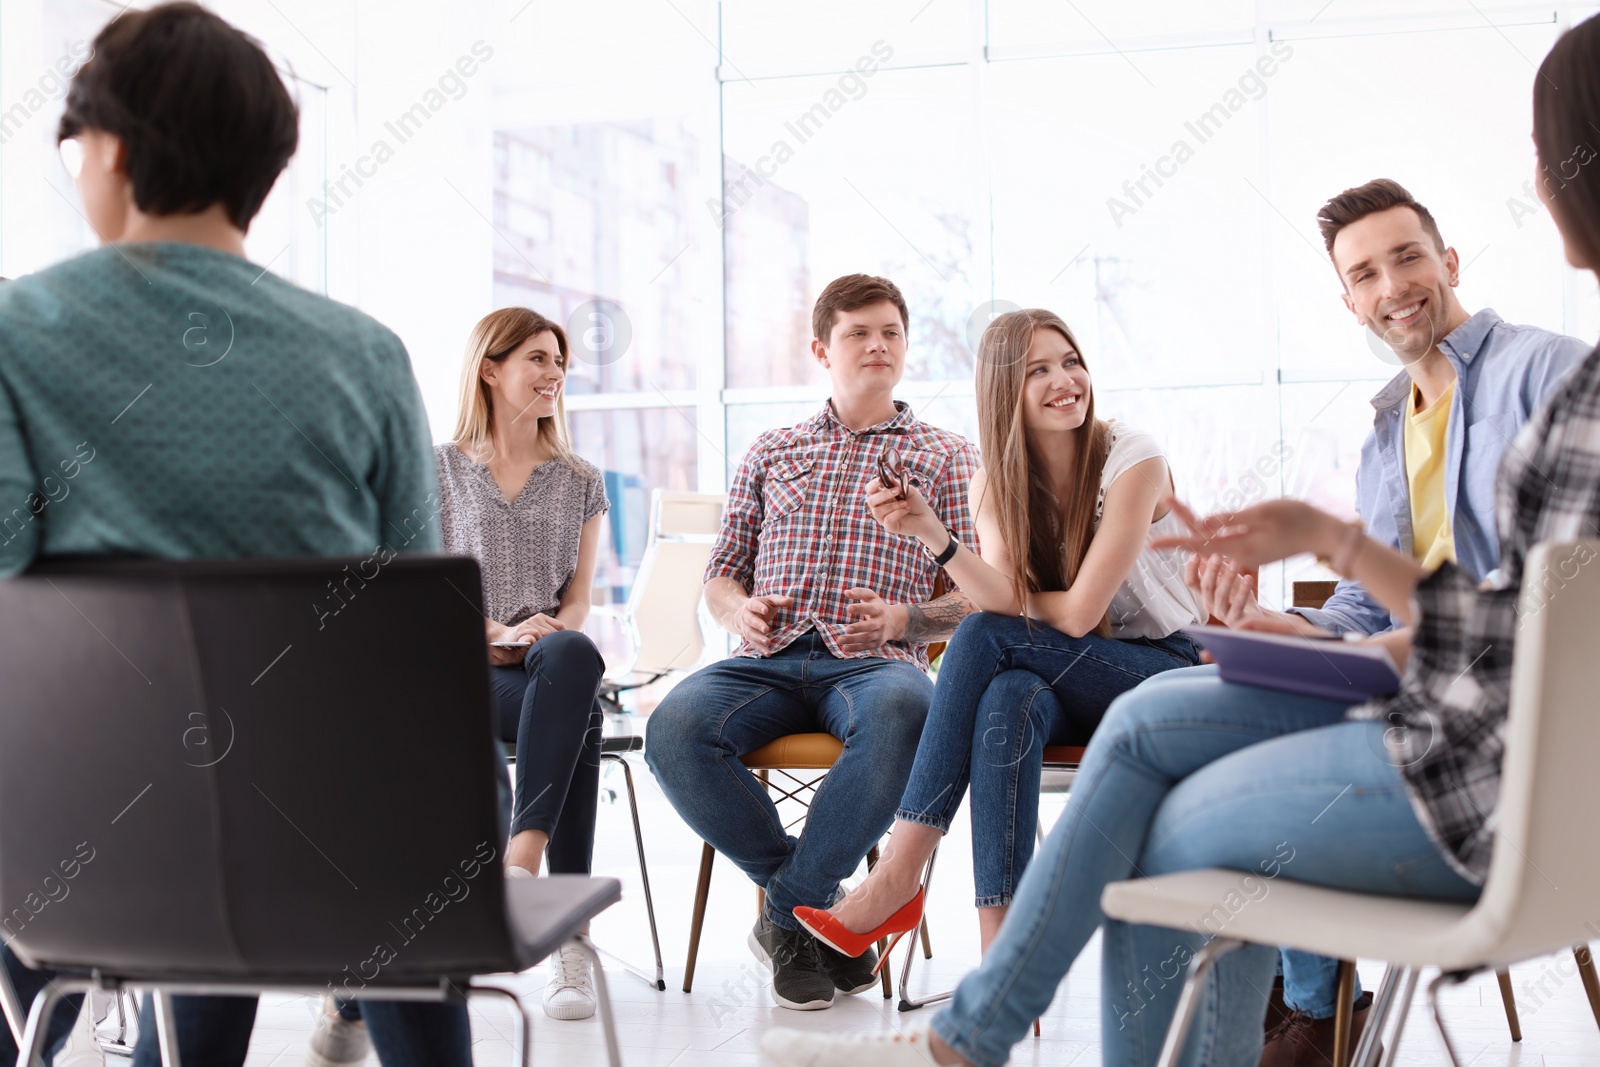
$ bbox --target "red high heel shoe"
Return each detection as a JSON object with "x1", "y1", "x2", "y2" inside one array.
[{"x1": 793, "y1": 889, "x2": 925, "y2": 977}]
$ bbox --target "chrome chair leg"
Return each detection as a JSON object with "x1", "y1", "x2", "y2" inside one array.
[
  {"x1": 16, "y1": 978, "x2": 78, "y2": 1067},
  {"x1": 1426, "y1": 970, "x2": 1475, "y2": 1067},
  {"x1": 471, "y1": 984, "x2": 531, "y2": 1067},
  {"x1": 897, "y1": 847, "x2": 950, "y2": 1012},
  {"x1": 1350, "y1": 965, "x2": 1399, "y2": 1067},
  {"x1": 573, "y1": 934, "x2": 622, "y2": 1067},
  {"x1": 95, "y1": 988, "x2": 141, "y2": 1057},
  {"x1": 1153, "y1": 938, "x2": 1245, "y2": 1067},
  {"x1": 152, "y1": 990, "x2": 183, "y2": 1067},
  {"x1": 600, "y1": 751, "x2": 666, "y2": 989},
  {"x1": 0, "y1": 962, "x2": 26, "y2": 1051},
  {"x1": 1379, "y1": 968, "x2": 1419, "y2": 1066}
]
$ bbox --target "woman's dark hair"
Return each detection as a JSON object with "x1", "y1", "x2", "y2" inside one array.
[
  {"x1": 1534, "y1": 14, "x2": 1600, "y2": 270},
  {"x1": 57, "y1": 2, "x2": 298, "y2": 230}
]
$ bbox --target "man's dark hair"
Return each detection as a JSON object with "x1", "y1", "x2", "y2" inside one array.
[
  {"x1": 812, "y1": 274, "x2": 909, "y2": 342},
  {"x1": 1534, "y1": 13, "x2": 1600, "y2": 270},
  {"x1": 57, "y1": 2, "x2": 298, "y2": 230},
  {"x1": 1315, "y1": 179, "x2": 1445, "y2": 261}
]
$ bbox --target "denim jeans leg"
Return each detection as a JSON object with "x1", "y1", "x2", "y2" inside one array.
[
  {"x1": 928, "y1": 674, "x2": 1353, "y2": 1067},
  {"x1": 763, "y1": 658, "x2": 933, "y2": 927},
  {"x1": 490, "y1": 630, "x2": 607, "y2": 863},
  {"x1": 362, "y1": 1000, "x2": 471, "y2": 1067},
  {"x1": 1281, "y1": 948, "x2": 1358, "y2": 1018},
  {"x1": 132, "y1": 994, "x2": 257, "y2": 1066},
  {"x1": 894, "y1": 617, "x2": 1018, "y2": 831},
  {"x1": 0, "y1": 945, "x2": 78, "y2": 1066},
  {"x1": 1101, "y1": 719, "x2": 1479, "y2": 1067},
  {"x1": 644, "y1": 649, "x2": 816, "y2": 912},
  {"x1": 1101, "y1": 917, "x2": 1278, "y2": 1067},
  {"x1": 966, "y1": 669, "x2": 1060, "y2": 907}
]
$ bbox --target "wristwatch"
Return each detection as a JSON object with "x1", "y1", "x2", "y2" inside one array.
[{"x1": 928, "y1": 526, "x2": 960, "y2": 567}]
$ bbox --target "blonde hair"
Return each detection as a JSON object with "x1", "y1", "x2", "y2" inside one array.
[
  {"x1": 974, "y1": 309, "x2": 1112, "y2": 635},
  {"x1": 451, "y1": 307, "x2": 575, "y2": 465}
]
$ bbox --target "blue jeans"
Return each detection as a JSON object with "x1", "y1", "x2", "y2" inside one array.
[
  {"x1": 1140, "y1": 668, "x2": 1365, "y2": 1018},
  {"x1": 645, "y1": 634, "x2": 932, "y2": 930},
  {"x1": 489, "y1": 629, "x2": 605, "y2": 869},
  {"x1": 930, "y1": 671, "x2": 1479, "y2": 1067},
  {"x1": 898, "y1": 613, "x2": 1199, "y2": 905}
]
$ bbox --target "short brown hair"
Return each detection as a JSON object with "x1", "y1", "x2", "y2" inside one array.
[
  {"x1": 811, "y1": 274, "x2": 909, "y2": 342},
  {"x1": 1316, "y1": 179, "x2": 1445, "y2": 261},
  {"x1": 58, "y1": 2, "x2": 298, "y2": 230},
  {"x1": 1534, "y1": 14, "x2": 1600, "y2": 270}
]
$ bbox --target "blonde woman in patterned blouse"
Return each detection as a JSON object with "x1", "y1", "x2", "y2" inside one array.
[{"x1": 436, "y1": 307, "x2": 610, "y2": 1021}]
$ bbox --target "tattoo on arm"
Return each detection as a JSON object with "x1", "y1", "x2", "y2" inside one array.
[{"x1": 901, "y1": 590, "x2": 974, "y2": 643}]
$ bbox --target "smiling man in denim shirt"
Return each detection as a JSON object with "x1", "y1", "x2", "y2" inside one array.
[{"x1": 1183, "y1": 178, "x2": 1587, "y2": 1067}]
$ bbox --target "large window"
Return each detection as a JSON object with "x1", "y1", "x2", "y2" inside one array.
[
  {"x1": 6, "y1": 0, "x2": 1596, "y2": 628},
  {"x1": 494, "y1": 1, "x2": 1598, "y2": 620}
]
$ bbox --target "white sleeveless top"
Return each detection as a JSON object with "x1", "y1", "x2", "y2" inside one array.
[{"x1": 1091, "y1": 424, "x2": 1206, "y2": 640}]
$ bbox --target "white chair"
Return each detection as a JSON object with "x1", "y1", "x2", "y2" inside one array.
[
  {"x1": 1101, "y1": 538, "x2": 1600, "y2": 1067},
  {"x1": 596, "y1": 488, "x2": 726, "y2": 708}
]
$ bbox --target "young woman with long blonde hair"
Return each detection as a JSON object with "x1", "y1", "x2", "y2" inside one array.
[
  {"x1": 435, "y1": 307, "x2": 609, "y2": 1020},
  {"x1": 796, "y1": 308, "x2": 1204, "y2": 956}
]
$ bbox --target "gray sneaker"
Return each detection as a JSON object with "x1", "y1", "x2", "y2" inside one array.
[
  {"x1": 749, "y1": 914, "x2": 834, "y2": 1010},
  {"x1": 305, "y1": 996, "x2": 370, "y2": 1066}
]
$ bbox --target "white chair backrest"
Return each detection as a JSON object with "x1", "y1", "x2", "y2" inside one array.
[
  {"x1": 655, "y1": 491, "x2": 724, "y2": 540},
  {"x1": 624, "y1": 491, "x2": 726, "y2": 675},
  {"x1": 1468, "y1": 539, "x2": 1600, "y2": 960}
]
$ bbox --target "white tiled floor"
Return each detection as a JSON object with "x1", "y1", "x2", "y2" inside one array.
[{"x1": 57, "y1": 760, "x2": 1600, "y2": 1065}]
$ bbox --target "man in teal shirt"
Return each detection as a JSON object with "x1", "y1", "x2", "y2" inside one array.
[{"x1": 0, "y1": 5, "x2": 455, "y2": 1066}]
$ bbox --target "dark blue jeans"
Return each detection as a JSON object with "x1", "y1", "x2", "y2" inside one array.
[
  {"x1": 645, "y1": 634, "x2": 933, "y2": 930},
  {"x1": 488, "y1": 629, "x2": 605, "y2": 871},
  {"x1": 898, "y1": 612, "x2": 1200, "y2": 905},
  {"x1": 0, "y1": 947, "x2": 469, "y2": 1066}
]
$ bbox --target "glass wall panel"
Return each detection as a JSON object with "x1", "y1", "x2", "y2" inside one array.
[
  {"x1": 990, "y1": 0, "x2": 1255, "y2": 48},
  {"x1": 721, "y1": 2, "x2": 967, "y2": 74},
  {"x1": 1266, "y1": 23, "x2": 1570, "y2": 386},
  {"x1": 25, "y1": 0, "x2": 328, "y2": 289},
  {"x1": 989, "y1": 46, "x2": 1272, "y2": 393},
  {"x1": 568, "y1": 406, "x2": 700, "y2": 647},
  {"x1": 721, "y1": 65, "x2": 987, "y2": 391},
  {"x1": 492, "y1": 120, "x2": 719, "y2": 396}
]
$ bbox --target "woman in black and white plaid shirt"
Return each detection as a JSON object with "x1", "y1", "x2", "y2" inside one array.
[{"x1": 761, "y1": 15, "x2": 1600, "y2": 1067}]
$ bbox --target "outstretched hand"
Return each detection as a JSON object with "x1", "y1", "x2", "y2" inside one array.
[{"x1": 1151, "y1": 496, "x2": 1340, "y2": 571}]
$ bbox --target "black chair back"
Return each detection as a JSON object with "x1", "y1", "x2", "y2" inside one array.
[{"x1": 0, "y1": 555, "x2": 517, "y2": 988}]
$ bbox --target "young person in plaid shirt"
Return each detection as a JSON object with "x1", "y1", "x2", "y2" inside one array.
[
  {"x1": 760, "y1": 16, "x2": 1600, "y2": 1065},
  {"x1": 646, "y1": 274, "x2": 979, "y2": 1011}
]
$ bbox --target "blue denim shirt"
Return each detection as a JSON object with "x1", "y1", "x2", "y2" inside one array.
[{"x1": 1291, "y1": 308, "x2": 1589, "y2": 635}]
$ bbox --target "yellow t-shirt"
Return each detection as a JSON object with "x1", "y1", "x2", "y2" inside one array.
[{"x1": 1404, "y1": 381, "x2": 1458, "y2": 570}]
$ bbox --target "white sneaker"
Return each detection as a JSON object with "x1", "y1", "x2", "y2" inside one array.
[
  {"x1": 760, "y1": 1025, "x2": 942, "y2": 1066},
  {"x1": 543, "y1": 943, "x2": 598, "y2": 1021},
  {"x1": 305, "y1": 996, "x2": 371, "y2": 1066}
]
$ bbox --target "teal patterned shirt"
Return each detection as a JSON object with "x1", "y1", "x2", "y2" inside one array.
[{"x1": 0, "y1": 242, "x2": 440, "y2": 577}]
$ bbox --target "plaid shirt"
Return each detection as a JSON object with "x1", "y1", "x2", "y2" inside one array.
[
  {"x1": 705, "y1": 400, "x2": 979, "y2": 669},
  {"x1": 1352, "y1": 344, "x2": 1600, "y2": 884}
]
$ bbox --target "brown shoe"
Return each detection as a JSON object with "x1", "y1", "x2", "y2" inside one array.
[
  {"x1": 1264, "y1": 976, "x2": 1291, "y2": 1035},
  {"x1": 1258, "y1": 991, "x2": 1373, "y2": 1067}
]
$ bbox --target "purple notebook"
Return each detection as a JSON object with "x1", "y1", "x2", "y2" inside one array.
[{"x1": 1181, "y1": 625, "x2": 1401, "y2": 703}]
